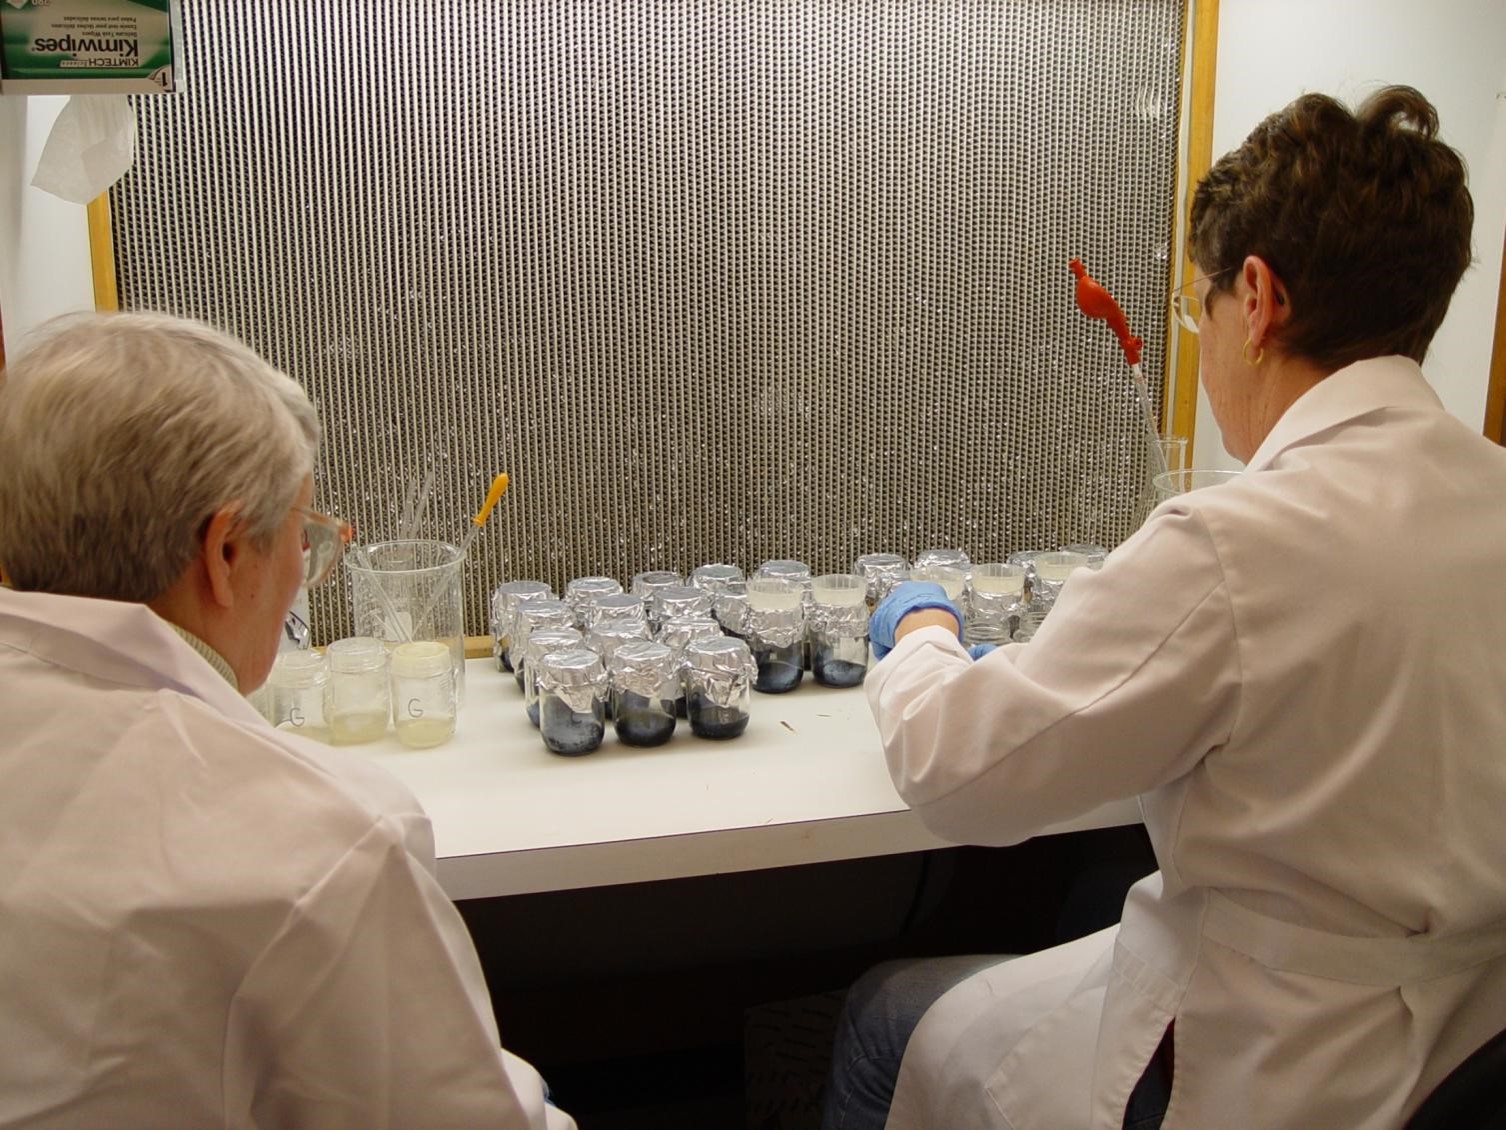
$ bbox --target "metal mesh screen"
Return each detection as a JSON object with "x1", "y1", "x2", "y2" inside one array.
[{"x1": 109, "y1": 0, "x2": 1184, "y2": 645}]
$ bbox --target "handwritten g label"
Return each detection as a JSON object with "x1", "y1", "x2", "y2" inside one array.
[{"x1": 407, "y1": 698, "x2": 425, "y2": 718}]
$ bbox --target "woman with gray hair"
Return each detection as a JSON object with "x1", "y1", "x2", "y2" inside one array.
[{"x1": 0, "y1": 311, "x2": 573, "y2": 1129}]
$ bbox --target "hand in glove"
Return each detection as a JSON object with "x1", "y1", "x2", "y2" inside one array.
[{"x1": 870, "y1": 581, "x2": 962, "y2": 660}]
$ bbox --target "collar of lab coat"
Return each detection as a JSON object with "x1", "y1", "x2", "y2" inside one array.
[
  {"x1": 0, "y1": 587, "x2": 263, "y2": 728},
  {"x1": 1244, "y1": 355, "x2": 1442, "y2": 474}
]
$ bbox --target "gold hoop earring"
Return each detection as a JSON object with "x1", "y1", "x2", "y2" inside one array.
[{"x1": 1242, "y1": 338, "x2": 1264, "y2": 367}]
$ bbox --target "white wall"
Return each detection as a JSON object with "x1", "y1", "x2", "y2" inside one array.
[
  {"x1": 1193, "y1": 0, "x2": 1506, "y2": 469},
  {"x1": 0, "y1": 95, "x2": 96, "y2": 360}
]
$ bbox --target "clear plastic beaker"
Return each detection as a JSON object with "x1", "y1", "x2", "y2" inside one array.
[{"x1": 345, "y1": 540, "x2": 466, "y2": 702}]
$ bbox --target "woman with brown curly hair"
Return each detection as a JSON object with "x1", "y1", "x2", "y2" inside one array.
[{"x1": 823, "y1": 86, "x2": 1506, "y2": 1130}]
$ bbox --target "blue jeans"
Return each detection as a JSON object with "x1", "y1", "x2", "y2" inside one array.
[
  {"x1": 820, "y1": 955, "x2": 1171, "y2": 1130},
  {"x1": 820, "y1": 955, "x2": 1007, "y2": 1130}
]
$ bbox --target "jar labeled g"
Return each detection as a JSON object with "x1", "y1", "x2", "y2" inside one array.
[{"x1": 390, "y1": 640, "x2": 456, "y2": 749}]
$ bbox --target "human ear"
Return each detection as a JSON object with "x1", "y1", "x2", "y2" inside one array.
[
  {"x1": 1240, "y1": 255, "x2": 1288, "y2": 350},
  {"x1": 199, "y1": 504, "x2": 245, "y2": 610}
]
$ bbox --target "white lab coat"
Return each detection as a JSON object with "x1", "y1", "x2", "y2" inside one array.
[
  {"x1": 0, "y1": 589, "x2": 574, "y2": 1130},
  {"x1": 871, "y1": 356, "x2": 1506, "y2": 1129}
]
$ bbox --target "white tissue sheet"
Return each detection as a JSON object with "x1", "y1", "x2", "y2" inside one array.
[{"x1": 30, "y1": 94, "x2": 137, "y2": 205}]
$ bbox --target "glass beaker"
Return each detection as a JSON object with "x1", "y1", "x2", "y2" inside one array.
[
  {"x1": 1152, "y1": 468, "x2": 1241, "y2": 502},
  {"x1": 346, "y1": 540, "x2": 466, "y2": 702}
]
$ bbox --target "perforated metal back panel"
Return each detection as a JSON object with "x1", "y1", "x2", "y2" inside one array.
[{"x1": 109, "y1": 0, "x2": 1183, "y2": 644}]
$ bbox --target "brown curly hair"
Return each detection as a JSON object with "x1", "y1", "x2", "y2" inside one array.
[{"x1": 1188, "y1": 85, "x2": 1472, "y2": 369}]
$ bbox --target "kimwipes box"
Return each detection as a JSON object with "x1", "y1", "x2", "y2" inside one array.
[{"x1": 1, "y1": 0, "x2": 182, "y2": 95}]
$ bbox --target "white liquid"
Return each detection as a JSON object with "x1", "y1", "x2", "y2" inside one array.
[
  {"x1": 330, "y1": 711, "x2": 389, "y2": 745},
  {"x1": 909, "y1": 566, "x2": 965, "y2": 600},
  {"x1": 972, "y1": 574, "x2": 1025, "y2": 596},
  {"x1": 395, "y1": 715, "x2": 455, "y2": 749},
  {"x1": 746, "y1": 589, "x2": 803, "y2": 612},
  {"x1": 1036, "y1": 561, "x2": 1082, "y2": 583}
]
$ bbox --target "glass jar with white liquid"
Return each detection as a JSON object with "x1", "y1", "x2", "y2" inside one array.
[
  {"x1": 324, "y1": 636, "x2": 390, "y2": 744},
  {"x1": 390, "y1": 640, "x2": 456, "y2": 749},
  {"x1": 964, "y1": 563, "x2": 1027, "y2": 647}
]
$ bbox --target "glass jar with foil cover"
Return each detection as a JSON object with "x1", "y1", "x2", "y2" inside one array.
[
  {"x1": 745, "y1": 608, "x2": 805, "y2": 694},
  {"x1": 323, "y1": 636, "x2": 390, "y2": 745},
  {"x1": 1029, "y1": 549, "x2": 1093, "y2": 605},
  {"x1": 262, "y1": 649, "x2": 331, "y2": 743},
  {"x1": 586, "y1": 619, "x2": 652, "y2": 717},
  {"x1": 913, "y1": 547, "x2": 972, "y2": 574},
  {"x1": 853, "y1": 552, "x2": 908, "y2": 608},
  {"x1": 390, "y1": 640, "x2": 456, "y2": 749},
  {"x1": 631, "y1": 569, "x2": 683, "y2": 628},
  {"x1": 564, "y1": 575, "x2": 623, "y2": 630},
  {"x1": 509, "y1": 597, "x2": 575, "y2": 691},
  {"x1": 651, "y1": 584, "x2": 714, "y2": 629},
  {"x1": 808, "y1": 574, "x2": 870, "y2": 688},
  {"x1": 689, "y1": 563, "x2": 744, "y2": 597},
  {"x1": 490, "y1": 580, "x2": 553, "y2": 672},
  {"x1": 608, "y1": 639, "x2": 679, "y2": 747},
  {"x1": 964, "y1": 562, "x2": 1027, "y2": 647},
  {"x1": 1059, "y1": 542, "x2": 1108, "y2": 568},
  {"x1": 712, "y1": 582, "x2": 750, "y2": 639},
  {"x1": 586, "y1": 592, "x2": 648, "y2": 631},
  {"x1": 522, "y1": 627, "x2": 585, "y2": 728},
  {"x1": 658, "y1": 616, "x2": 724, "y2": 716},
  {"x1": 755, "y1": 559, "x2": 813, "y2": 613},
  {"x1": 683, "y1": 636, "x2": 757, "y2": 740},
  {"x1": 537, "y1": 648, "x2": 608, "y2": 756}
]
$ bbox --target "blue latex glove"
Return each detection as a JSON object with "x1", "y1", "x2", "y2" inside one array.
[
  {"x1": 966, "y1": 643, "x2": 998, "y2": 660},
  {"x1": 870, "y1": 581, "x2": 962, "y2": 660}
]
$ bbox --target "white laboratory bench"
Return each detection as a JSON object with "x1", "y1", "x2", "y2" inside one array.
[{"x1": 363, "y1": 657, "x2": 1142, "y2": 901}]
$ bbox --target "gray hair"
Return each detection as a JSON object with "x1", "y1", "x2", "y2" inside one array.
[{"x1": 0, "y1": 310, "x2": 319, "y2": 601}]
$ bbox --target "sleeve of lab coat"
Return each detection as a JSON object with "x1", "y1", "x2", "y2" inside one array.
[
  {"x1": 227, "y1": 819, "x2": 576, "y2": 1130},
  {"x1": 868, "y1": 505, "x2": 1242, "y2": 846}
]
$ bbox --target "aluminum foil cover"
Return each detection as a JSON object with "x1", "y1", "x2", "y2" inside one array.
[
  {"x1": 685, "y1": 636, "x2": 758, "y2": 704},
  {"x1": 512, "y1": 597, "x2": 574, "y2": 639},
  {"x1": 689, "y1": 563, "x2": 745, "y2": 594},
  {"x1": 587, "y1": 592, "x2": 648, "y2": 627},
  {"x1": 564, "y1": 575, "x2": 624, "y2": 621},
  {"x1": 587, "y1": 619, "x2": 652, "y2": 664},
  {"x1": 652, "y1": 584, "x2": 714, "y2": 623},
  {"x1": 538, "y1": 647, "x2": 608, "y2": 713},
  {"x1": 746, "y1": 605, "x2": 806, "y2": 649},
  {"x1": 808, "y1": 601, "x2": 869, "y2": 636},
  {"x1": 491, "y1": 579, "x2": 554, "y2": 636},
  {"x1": 526, "y1": 627, "x2": 584, "y2": 666},
  {"x1": 608, "y1": 639, "x2": 678, "y2": 697}
]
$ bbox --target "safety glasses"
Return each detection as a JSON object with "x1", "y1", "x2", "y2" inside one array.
[
  {"x1": 295, "y1": 507, "x2": 353, "y2": 587},
  {"x1": 1169, "y1": 267, "x2": 1235, "y2": 335}
]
